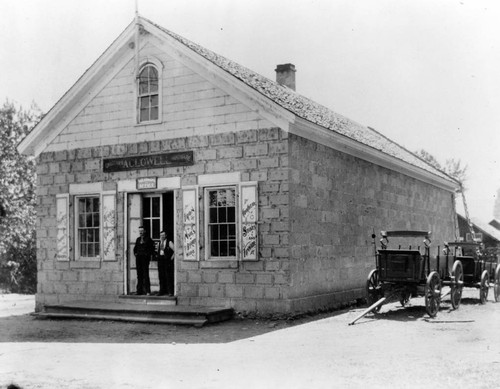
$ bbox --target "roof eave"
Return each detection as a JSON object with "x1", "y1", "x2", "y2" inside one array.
[{"x1": 291, "y1": 118, "x2": 459, "y2": 192}]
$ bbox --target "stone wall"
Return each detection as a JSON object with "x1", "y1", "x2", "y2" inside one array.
[
  {"x1": 34, "y1": 128, "x2": 292, "y2": 313},
  {"x1": 288, "y1": 134, "x2": 456, "y2": 312}
]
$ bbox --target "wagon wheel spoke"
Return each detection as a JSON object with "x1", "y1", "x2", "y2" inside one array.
[
  {"x1": 480, "y1": 271, "x2": 489, "y2": 304},
  {"x1": 450, "y1": 261, "x2": 463, "y2": 309},
  {"x1": 425, "y1": 272, "x2": 441, "y2": 318}
]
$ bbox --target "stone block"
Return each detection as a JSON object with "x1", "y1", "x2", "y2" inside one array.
[
  {"x1": 242, "y1": 261, "x2": 264, "y2": 271},
  {"x1": 259, "y1": 128, "x2": 280, "y2": 141},
  {"x1": 244, "y1": 285, "x2": 264, "y2": 299},
  {"x1": 263, "y1": 234, "x2": 280, "y2": 245},
  {"x1": 236, "y1": 130, "x2": 257, "y2": 143},
  {"x1": 235, "y1": 273, "x2": 255, "y2": 284},
  {"x1": 256, "y1": 274, "x2": 273, "y2": 284},
  {"x1": 188, "y1": 135, "x2": 209, "y2": 148},
  {"x1": 210, "y1": 133, "x2": 235, "y2": 146},
  {"x1": 265, "y1": 261, "x2": 280, "y2": 271},
  {"x1": 233, "y1": 159, "x2": 257, "y2": 170},
  {"x1": 218, "y1": 146, "x2": 243, "y2": 159},
  {"x1": 206, "y1": 160, "x2": 231, "y2": 173},
  {"x1": 264, "y1": 286, "x2": 280, "y2": 299},
  {"x1": 244, "y1": 144, "x2": 268, "y2": 157},
  {"x1": 196, "y1": 149, "x2": 217, "y2": 161},
  {"x1": 218, "y1": 272, "x2": 235, "y2": 283},
  {"x1": 225, "y1": 284, "x2": 243, "y2": 298},
  {"x1": 202, "y1": 272, "x2": 217, "y2": 283}
]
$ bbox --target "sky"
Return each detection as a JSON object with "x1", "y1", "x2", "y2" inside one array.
[{"x1": 1, "y1": 0, "x2": 499, "y2": 223}]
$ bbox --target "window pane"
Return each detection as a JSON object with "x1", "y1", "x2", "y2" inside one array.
[
  {"x1": 227, "y1": 207, "x2": 235, "y2": 222},
  {"x1": 220, "y1": 224, "x2": 228, "y2": 240},
  {"x1": 81, "y1": 243, "x2": 87, "y2": 258},
  {"x1": 149, "y1": 66, "x2": 158, "y2": 80},
  {"x1": 229, "y1": 241, "x2": 236, "y2": 256},
  {"x1": 95, "y1": 242, "x2": 100, "y2": 254},
  {"x1": 93, "y1": 198, "x2": 99, "y2": 212},
  {"x1": 211, "y1": 241, "x2": 219, "y2": 257},
  {"x1": 226, "y1": 189, "x2": 235, "y2": 206},
  {"x1": 217, "y1": 190, "x2": 226, "y2": 206},
  {"x1": 220, "y1": 241, "x2": 228, "y2": 257},
  {"x1": 86, "y1": 214, "x2": 93, "y2": 227},
  {"x1": 86, "y1": 198, "x2": 93, "y2": 213},
  {"x1": 210, "y1": 225, "x2": 219, "y2": 241},
  {"x1": 140, "y1": 96, "x2": 150, "y2": 109},
  {"x1": 151, "y1": 95, "x2": 159, "y2": 107},
  {"x1": 150, "y1": 107, "x2": 158, "y2": 121},
  {"x1": 209, "y1": 190, "x2": 217, "y2": 207},
  {"x1": 229, "y1": 224, "x2": 236, "y2": 238},
  {"x1": 209, "y1": 208, "x2": 217, "y2": 223},
  {"x1": 152, "y1": 219, "x2": 160, "y2": 239},
  {"x1": 88, "y1": 243, "x2": 94, "y2": 258},
  {"x1": 150, "y1": 79, "x2": 158, "y2": 93},
  {"x1": 78, "y1": 198, "x2": 85, "y2": 212},
  {"x1": 152, "y1": 197, "x2": 160, "y2": 217},
  {"x1": 78, "y1": 214, "x2": 85, "y2": 228},
  {"x1": 140, "y1": 109, "x2": 149, "y2": 122},
  {"x1": 218, "y1": 207, "x2": 226, "y2": 223},
  {"x1": 143, "y1": 197, "x2": 150, "y2": 218},
  {"x1": 93, "y1": 213, "x2": 100, "y2": 227}
]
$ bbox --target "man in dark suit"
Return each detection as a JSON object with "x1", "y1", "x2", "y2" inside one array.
[
  {"x1": 157, "y1": 230, "x2": 175, "y2": 296},
  {"x1": 133, "y1": 226, "x2": 155, "y2": 295}
]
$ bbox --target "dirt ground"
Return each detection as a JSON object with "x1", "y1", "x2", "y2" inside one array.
[
  {"x1": 0, "y1": 294, "x2": 338, "y2": 344},
  {"x1": 1, "y1": 289, "x2": 500, "y2": 388}
]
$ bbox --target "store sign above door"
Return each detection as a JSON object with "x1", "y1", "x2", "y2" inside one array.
[
  {"x1": 103, "y1": 151, "x2": 194, "y2": 173},
  {"x1": 137, "y1": 177, "x2": 157, "y2": 190}
]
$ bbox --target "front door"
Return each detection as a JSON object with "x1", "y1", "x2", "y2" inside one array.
[{"x1": 127, "y1": 192, "x2": 175, "y2": 295}]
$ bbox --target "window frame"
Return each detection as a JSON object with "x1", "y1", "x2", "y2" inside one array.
[
  {"x1": 204, "y1": 185, "x2": 238, "y2": 261},
  {"x1": 74, "y1": 194, "x2": 102, "y2": 261},
  {"x1": 135, "y1": 58, "x2": 163, "y2": 125}
]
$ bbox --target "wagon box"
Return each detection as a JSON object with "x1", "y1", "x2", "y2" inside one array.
[{"x1": 377, "y1": 250, "x2": 423, "y2": 283}]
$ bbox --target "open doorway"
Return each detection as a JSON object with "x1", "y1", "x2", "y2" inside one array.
[{"x1": 126, "y1": 191, "x2": 175, "y2": 295}]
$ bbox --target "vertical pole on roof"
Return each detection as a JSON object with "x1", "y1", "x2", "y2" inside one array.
[
  {"x1": 134, "y1": 0, "x2": 140, "y2": 123},
  {"x1": 134, "y1": 0, "x2": 140, "y2": 77}
]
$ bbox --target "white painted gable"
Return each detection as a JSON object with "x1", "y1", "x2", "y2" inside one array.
[{"x1": 46, "y1": 38, "x2": 274, "y2": 153}]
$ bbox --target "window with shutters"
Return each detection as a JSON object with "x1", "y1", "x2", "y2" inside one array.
[
  {"x1": 76, "y1": 196, "x2": 101, "y2": 259},
  {"x1": 206, "y1": 187, "x2": 237, "y2": 259}
]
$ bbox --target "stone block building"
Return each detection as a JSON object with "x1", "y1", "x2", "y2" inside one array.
[{"x1": 18, "y1": 16, "x2": 459, "y2": 314}]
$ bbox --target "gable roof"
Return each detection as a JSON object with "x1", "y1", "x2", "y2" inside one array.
[
  {"x1": 19, "y1": 16, "x2": 457, "y2": 189},
  {"x1": 458, "y1": 214, "x2": 500, "y2": 242}
]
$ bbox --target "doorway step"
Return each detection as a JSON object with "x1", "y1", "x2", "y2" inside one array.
[{"x1": 34, "y1": 300, "x2": 234, "y2": 327}]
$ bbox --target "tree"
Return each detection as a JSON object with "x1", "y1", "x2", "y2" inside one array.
[
  {"x1": 0, "y1": 100, "x2": 43, "y2": 292},
  {"x1": 414, "y1": 149, "x2": 468, "y2": 187}
]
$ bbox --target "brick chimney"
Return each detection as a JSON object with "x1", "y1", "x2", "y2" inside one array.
[{"x1": 275, "y1": 63, "x2": 296, "y2": 91}]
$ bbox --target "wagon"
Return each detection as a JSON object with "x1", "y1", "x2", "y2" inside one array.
[
  {"x1": 362, "y1": 230, "x2": 447, "y2": 320},
  {"x1": 349, "y1": 229, "x2": 467, "y2": 326},
  {"x1": 443, "y1": 241, "x2": 500, "y2": 304}
]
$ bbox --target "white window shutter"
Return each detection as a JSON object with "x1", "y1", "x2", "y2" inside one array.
[
  {"x1": 102, "y1": 191, "x2": 116, "y2": 261},
  {"x1": 56, "y1": 194, "x2": 70, "y2": 261},
  {"x1": 182, "y1": 187, "x2": 199, "y2": 261},
  {"x1": 240, "y1": 182, "x2": 258, "y2": 260}
]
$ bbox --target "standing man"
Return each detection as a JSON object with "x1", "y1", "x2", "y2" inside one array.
[
  {"x1": 157, "y1": 230, "x2": 175, "y2": 296},
  {"x1": 133, "y1": 226, "x2": 155, "y2": 295}
]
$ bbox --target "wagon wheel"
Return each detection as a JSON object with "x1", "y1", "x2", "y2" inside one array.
[
  {"x1": 425, "y1": 271, "x2": 442, "y2": 318},
  {"x1": 450, "y1": 260, "x2": 463, "y2": 310},
  {"x1": 366, "y1": 269, "x2": 382, "y2": 313},
  {"x1": 494, "y1": 264, "x2": 500, "y2": 303},
  {"x1": 479, "y1": 270, "x2": 489, "y2": 304}
]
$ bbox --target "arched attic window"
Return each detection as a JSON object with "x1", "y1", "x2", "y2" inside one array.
[{"x1": 137, "y1": 62, "x2": 161, "y2": 123}]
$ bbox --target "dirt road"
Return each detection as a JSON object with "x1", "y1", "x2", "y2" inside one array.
[{"x1": 1, "y1": 289, "x2": 499, "y2": 388}]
